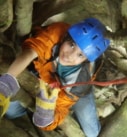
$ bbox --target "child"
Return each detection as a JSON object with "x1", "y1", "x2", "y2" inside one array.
[{"x1": 0, "y1": 18, "x2": 110, "y2": 137}]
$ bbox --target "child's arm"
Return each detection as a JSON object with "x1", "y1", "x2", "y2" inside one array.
[
  {"x1": 0, "y1": 48, "x2": 38, "y2": 117},
  {"x1": 7, "y1": 48, "x2": 38, "y2": 77}
]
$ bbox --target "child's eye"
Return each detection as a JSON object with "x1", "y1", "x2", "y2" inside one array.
[
  {"x1": 70, "y1": 42, "x2": 75, "y2": 49},
  {"x1": 78, "y1": 53, "x2": 84, "y2": 58}
]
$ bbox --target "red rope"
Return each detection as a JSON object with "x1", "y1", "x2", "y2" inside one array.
[{"x1": 61, "y1": 77, "x2": 127, "y2": 89}]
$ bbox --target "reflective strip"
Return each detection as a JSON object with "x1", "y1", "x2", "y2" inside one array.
[{"x1": 36, "y1": 97, "x2": 55, "y2": 109}]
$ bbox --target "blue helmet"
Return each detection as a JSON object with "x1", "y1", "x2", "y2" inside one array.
[{"x1": 68, "y1": 18, "x2": 110, "y2": 62}]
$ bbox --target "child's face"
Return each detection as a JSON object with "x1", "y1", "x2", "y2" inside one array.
[{"x1": 59, "y1": 40, "x2": 87, "y2": 66}]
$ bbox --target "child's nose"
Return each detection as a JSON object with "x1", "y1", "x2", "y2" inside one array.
[{"x1": 68, "y1": 52, "x2": 76, "y2": 61}]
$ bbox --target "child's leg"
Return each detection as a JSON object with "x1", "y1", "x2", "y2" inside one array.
[
  {"x1": 72, "y1": 91, "x2": 101, "y2": 137},
  {"x1": 5, "y1": 101, "x2": 27, "y2": 119}
]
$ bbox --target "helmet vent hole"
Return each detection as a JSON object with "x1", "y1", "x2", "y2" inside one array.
[
  {"x1": 96, "y1": 46, "x2": 100, "y2": 51},
  {"x1": 88, "y1": 23, "x2": 94, "y2": 27},
  {"x1": 104, "y1": 41, "x2": 107, "y2": 47},
  {"x1": 83, "y1": 28, "x2": 87, "y2": 33},
  {"x1": 92, "y1": 35, "x2": 98, "y2": 40}
]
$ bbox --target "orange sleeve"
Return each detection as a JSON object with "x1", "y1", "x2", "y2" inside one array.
[{"x1": 22, "y1": 22, "x2": 70, "y2": 64}]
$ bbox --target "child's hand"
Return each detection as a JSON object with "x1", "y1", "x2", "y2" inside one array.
[
  {"x1": 0, "y1": 73, "x2": 20, "y2": 117},
  {"x1": 33, "y1": 80, "x2": 60, "y2": 128},
  {"x1": 0, "y1": 94, "x2": 10, "y2": 117},
  {"x1": 49, "y1": 81, "x2": 61, "y2": 89}
]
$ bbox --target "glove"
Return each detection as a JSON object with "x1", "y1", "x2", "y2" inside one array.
[
  {"x1": 0, "y1": 93, "x2": 10, "y2": 117},
  {"x1": 33, "y1": 80, "x2": 60, "y2": 128},
  {"x1": 0, "y1": 73, "x2": 20, "y2": 117}
]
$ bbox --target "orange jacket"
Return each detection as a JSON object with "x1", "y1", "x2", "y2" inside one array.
[{"x1": 22, "y1": 22, "x2": 79, "y2": 130}]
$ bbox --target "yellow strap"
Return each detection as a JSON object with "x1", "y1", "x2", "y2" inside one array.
[
  {"x1": 91, "y1": 60, "x2": 104, "y2": 81},
  {"x1": 36, "y1": 97, "x2": 55, "y2": 110}
]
